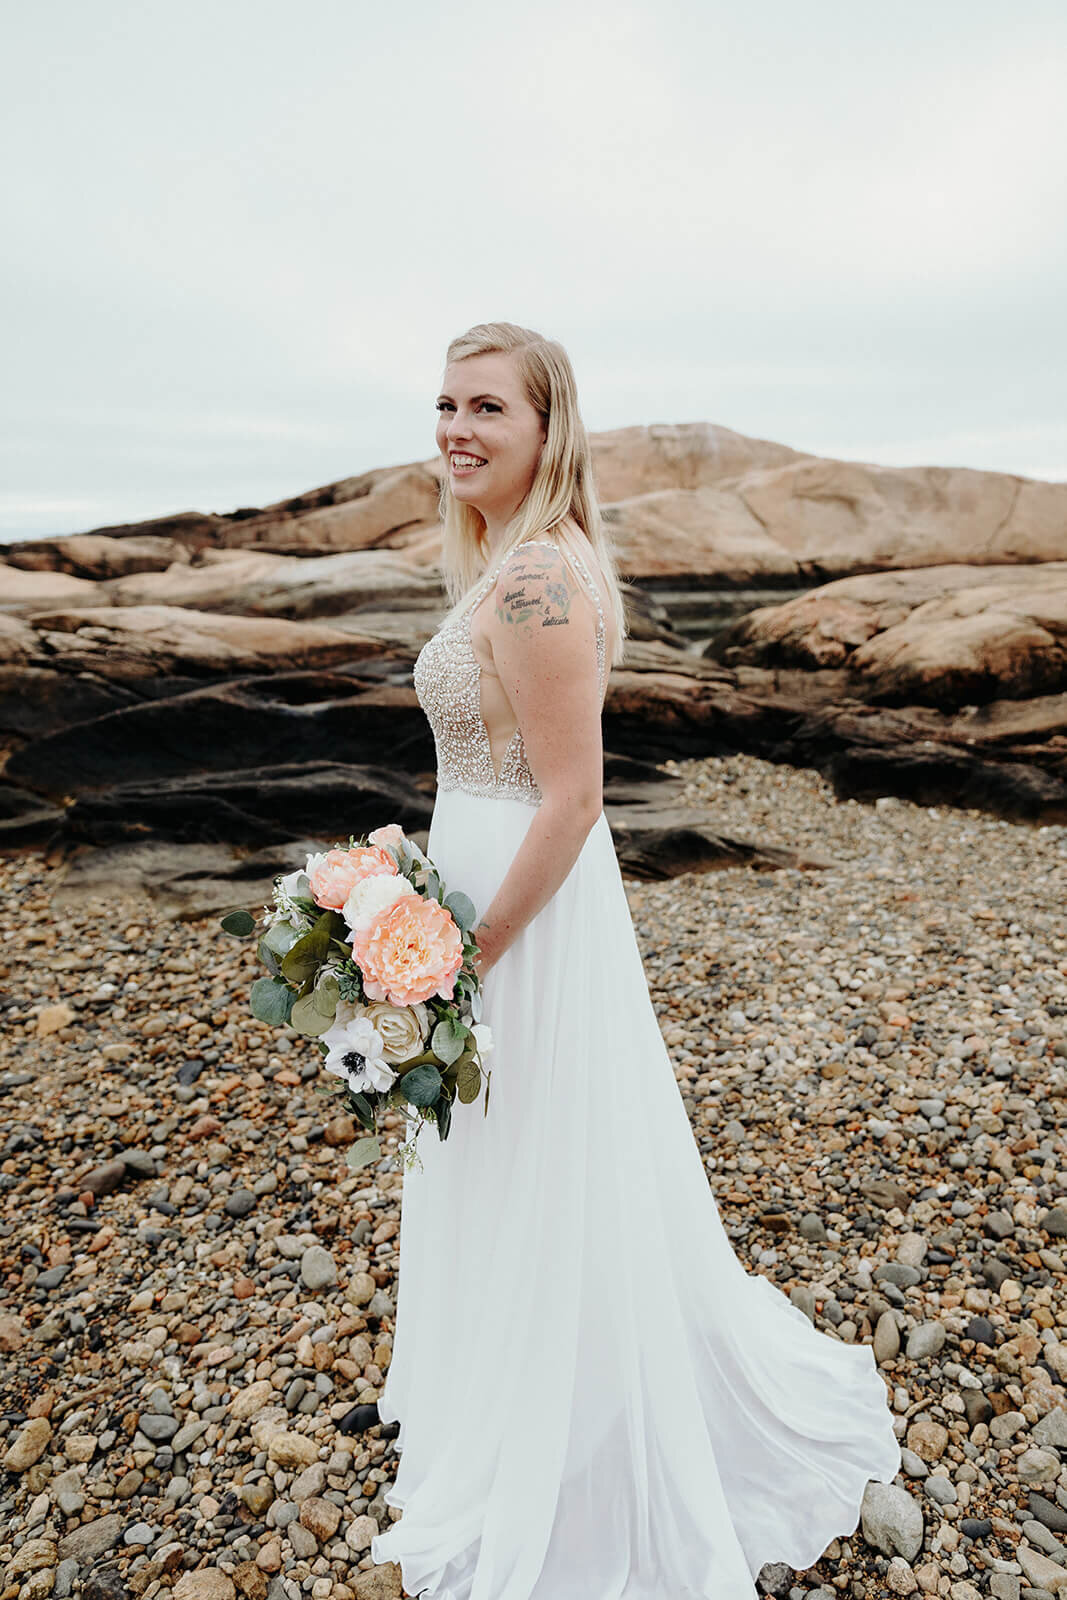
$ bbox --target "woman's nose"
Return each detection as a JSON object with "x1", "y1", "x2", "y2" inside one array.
[{"x1": 446, "y1": 410, "x2": 472, "y2": 441}]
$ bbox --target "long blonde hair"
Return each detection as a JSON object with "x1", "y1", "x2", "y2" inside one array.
[{"x1": 436, "y1": 321, "x2": 628, "y2": 667}]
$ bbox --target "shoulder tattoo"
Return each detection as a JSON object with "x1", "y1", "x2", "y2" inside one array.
[{"x1": 494, "y1": 545, "x2": 574, "y2": 633}]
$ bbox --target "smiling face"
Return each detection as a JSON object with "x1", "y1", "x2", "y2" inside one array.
[{"x1": 435, "y1": 350, "x2": 547, "y2": 538}]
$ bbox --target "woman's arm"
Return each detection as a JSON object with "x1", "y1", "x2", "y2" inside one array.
[{"x1": 470, "y1": 543, "x2": 604, "y2": 978}]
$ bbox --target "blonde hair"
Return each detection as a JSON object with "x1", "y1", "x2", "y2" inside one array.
[{"x1": 436, "y1": 321, "x2": 628, "y2": 667}]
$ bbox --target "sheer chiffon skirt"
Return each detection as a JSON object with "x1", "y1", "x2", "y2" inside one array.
[{"x1": 370, "y1": 789, "x2": 901, "y2": 1599}]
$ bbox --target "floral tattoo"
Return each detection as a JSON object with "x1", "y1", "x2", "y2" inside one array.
[{"x1": 494, "y1": 547, "x2": 574, "y2": 632}]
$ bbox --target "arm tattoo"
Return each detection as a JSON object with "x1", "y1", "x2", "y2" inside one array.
[{"x1": 494, "y1": 547, "x2": 574, "y2": 632}]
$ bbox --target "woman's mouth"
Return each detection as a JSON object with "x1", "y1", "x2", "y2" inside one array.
[{"x1": 450, "y1": 452, "x2": 488, "y2": 477}]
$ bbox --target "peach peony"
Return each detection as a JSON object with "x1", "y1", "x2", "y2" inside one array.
[
  {"x1": 308, "y1": 846, "x2": 396, "y2": 911},
  {"x1": 368, "y1": 823, "x2": 407, "y2": 853},
  {"x1": 351, "y1": 895, "x2": 464, "y2": 1007}
]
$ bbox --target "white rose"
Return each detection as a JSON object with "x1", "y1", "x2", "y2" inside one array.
[
  {"x1": 362, "y1": 1001, "x2": 430, "y2": 1064},
  {"x1": 471, "y1": 1022, "x2": 494, "y2": 1059},
  {"x1": 342, "y1": 873, "x2": 418, "y2": 934}
]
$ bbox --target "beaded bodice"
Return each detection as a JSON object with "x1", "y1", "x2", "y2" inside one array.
[{"x1": 414, "y1": 537, "x2": 607, "y2": 807}]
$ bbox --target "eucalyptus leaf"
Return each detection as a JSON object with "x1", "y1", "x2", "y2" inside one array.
[
  {"x1": 221, "y1": 908, "x2": 256, "y2": 937},
  {"x1": 443, "y1": 890, "x2": 475, "y2": 933},
  {"x1": 425, "y1": 870, "x2": 441, "y2": 902},
  {"x1": 262, "y1": 921, "x2": 303, "y2": 959},
  {"x1": 310, "y1": 974, "x2": 340, "y2": 1020},
  {"x1": 290, "y1": 994, "x2": 335, "y2": 1038},
  {"x1": 435, "y1": 1093, "x2": 452, "y2": 1141},
  {"x1": 431, "y1": 1018, "x2": 467, "y2": 1066},
  {"x1": 280, "y1": 912, "x2": 333, "y2": 984},
  {"x1": 257, "y1": 938, "x2": 281, "y2": 977},
  {"x1": 350, "y1": 1092, "x2": 376, "y2": 1132},
  {"x1": 344, "y1": 1135, "x2": 381, "y2": 1171},
  {"x1": 400, "y1": 1063, "x2": 443, "y2": 1107},
  {"x1": 456, "y1": 1058, "x2": 481, "y2": 1105},
  {"x1": 249, "y1": 976, "x2": 294, "y2": 1027},
  {"x1": 483, "y1": 1070, "x2": 491, "y2": 1118}
]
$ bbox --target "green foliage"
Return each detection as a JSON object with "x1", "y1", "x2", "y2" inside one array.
[
  {"x1": 290, "y1": 996, "x2": 330, "y2": 1037},
  {"x1": 349, "y1": 1092, "x2": 376, "y2": 1131},
  {"x1": 399, "y1": 1063, "x2": 443, "y2": 1107},
  {"x1": 431, "y1": 1017, "x2": 467, "y2": 1066},
  {"x1": 456, "y1": 1057, "x2": 482, "y2": 1105},
  {"x1": 262, "y1": 921, "x2": 303, "y2": 959},
  {"x1": 345, "y1": 1135, "x2": 381, "y2": 1171},
  {"x1": 220, "y1": 909, "x2": 256, "y2": 937},
  {"x1": 335, "y1": 961, "x2": 364, "y2": 1003},
  {"x1": 443, "y1": 890, "x2": 475, "y2": 934},
  {"x1": 280, "y1": 912, "x2": 336, "y2": 985},
  {"x1": 249, "y1": 976, "x2": 294, "y2": 1027},
  {"x1": 435, "y1": 1092, "x2": 452, "y2": 1141}
]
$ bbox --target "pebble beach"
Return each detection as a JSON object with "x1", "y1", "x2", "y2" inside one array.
[{"x1": 2, "y1": 752, "x2": 1067, "y2": 1600}]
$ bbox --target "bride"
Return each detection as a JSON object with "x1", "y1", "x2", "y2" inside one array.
[{"x1": 363, "y1": 322, "x2": 901, "y2": 1598}]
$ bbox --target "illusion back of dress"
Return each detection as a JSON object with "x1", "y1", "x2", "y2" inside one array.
[{"x1": 413, "y1": 536, "x2": 606, "y2": 808}]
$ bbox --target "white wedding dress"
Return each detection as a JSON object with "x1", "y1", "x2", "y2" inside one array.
[{"x1": 370, "y1": 537, "x2": 901, "y2": 1599}]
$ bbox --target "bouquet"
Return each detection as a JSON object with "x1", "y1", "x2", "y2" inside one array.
[{"x1": 220, "y1": 823, "x2": 493, "y2": 1172}]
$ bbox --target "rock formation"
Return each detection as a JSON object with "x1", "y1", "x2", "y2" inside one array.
[{"x1": 0, "y1": 422, "x2": 1064, "y2": 886}]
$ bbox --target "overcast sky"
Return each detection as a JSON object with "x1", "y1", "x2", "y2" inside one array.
[{"x1": 2, "y1": 1, "x2": 1064, "y2": 542}]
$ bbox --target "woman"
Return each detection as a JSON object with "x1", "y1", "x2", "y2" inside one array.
[{"x1": 367, "y1": 322, "x2": 901, "y2": 1598}]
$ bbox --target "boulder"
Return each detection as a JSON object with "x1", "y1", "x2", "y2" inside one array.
[
  {"x1": 0, "y1": 565, "x2": 100, "y2": 609},
  {"x1": 716, "y1": 562, "x2": 1067, "y2": 708},
  {"x1": 60, "y1": 761, "x2": 435, "y2": 848},
  {"x1": 24, "y1": 604, "x2": 388, "y2": 682},
  {"x1": 3, "y1": 533, "x2": 192, "y2": 580},
  {"x1": 13, "y1": 423, "x2": 1065, "y2": 583},
  {"x1": 106, "y1": 548, "x2": 445, "y2": 621},
  {"x1": 6, "y1": 676, "x2": 433, "y2": 798}
]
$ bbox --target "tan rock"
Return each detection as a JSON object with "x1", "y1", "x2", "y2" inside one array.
[
  {"x1": 4, "y1": 532, "x2": 192, "y2": 580},
  {"x1": 17, "y1": 423, "x2": 1065, "y2": 586},
  {"x1": 108, "y1": 548, "x2": 443, "y2": 623},
  {"x1": 255, "y1": 1541, "x2": 283, "y2": 1573},
  {"x1": 20, "y1": 1569, "x2": 57, "y2": 1600},
  {"x1": 5, "y1": 1536, "x2": 57, "y2": 1576},
  {"x1": 36, "y1": 1002, "x2": 76, "y2": 1036},
  {"x1": 299, "y1": 1496, "x2": 342, "y2": 1541},
  {"x1": 352, "y1": 1565, "x2": 402, "y2": 1600},
  {"x1": 230, "y1": 1379, "x2": 276, "y2": 1421},
  {"x1": 3, "y1": 1416, "x2": 52, "y2": 1471},
  {"x1": 0, "y1": 1313, "x2": 27, "y2": 1350},
  {"x1": 1017, "y1": 1544, "x2": 1067, "y2": 1593},
  {"x1": 232, "y1": 1562, "x2": 268, "y2": 1600},
  {"x1": 346, "y1": 1272, "x2": 377, "y2": 1307},
  {"x1": 248, "y1": 1409, "x2": 290, "y2": 1451},
  {"x1": 174, "y1": 1569, "x2": 237, "y2": 1600},
  {"x1": 886, "y1": 1556, "x2": 918, "y2": 1595},
  {"x1": 0, "y1": 564, "x2": 100, "y2": 609},
  {"x1": 266, "y1": 1430, "x2": 320, "y2": 1468},
  {"x1": 906, "y1": 1417, "x2": 949, "y2": 1461},
  {"x1": 722, "y1": 561, "x2": 1067, "y2": 709},
  {"x1": 27, "y1": 604, "x2": 384, "y2": 681},
  {"x1": 344, "y1": 1514, "x2": 379, "y2": 1554}
]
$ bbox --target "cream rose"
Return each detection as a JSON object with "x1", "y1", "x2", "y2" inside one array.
[
  {"x1": 362, "y1": 1000, "x2": 431, "y2": 1064},
  {"x1": 343, "y1": 872, "x2": 418, "y2": 935}
]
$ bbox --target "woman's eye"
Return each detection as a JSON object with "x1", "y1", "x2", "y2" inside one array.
[
  {"x1": 478, "y1": 402, "x2": 501, "y2": 413},
  {"x1": 435, "y1": 401, "x2": 452, "y2": 412}
]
